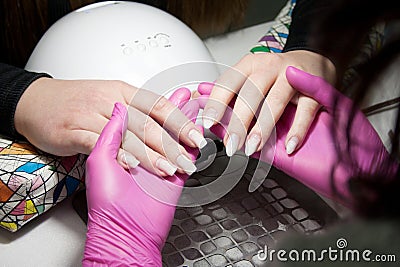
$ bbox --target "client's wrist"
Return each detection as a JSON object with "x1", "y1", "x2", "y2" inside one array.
[{"x1": 14, "y1": 77, "x2": 52, "y2": 137}]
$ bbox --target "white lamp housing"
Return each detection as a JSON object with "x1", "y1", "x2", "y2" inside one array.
[{"x1": 25, "y1": 1, "x2": 219, "y2": 95}]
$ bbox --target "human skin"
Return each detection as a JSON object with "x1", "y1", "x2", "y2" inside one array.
[
  {"x1": 83, "y1": 88, "x2": 199, "y2": 266},
  {"x1": 197, "y1": 66, "x2": 398, "y2": 206},
  {"x1": 14, "y1": 77, "x2": 206, "y2": 176},
  {"x1": 201, "y1": 50, "x2": 336, "y2": 157}
]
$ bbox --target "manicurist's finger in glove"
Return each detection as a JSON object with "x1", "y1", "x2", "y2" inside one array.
[{"x1": 83, "y1": 88, "x2": 204, "y2": 266}]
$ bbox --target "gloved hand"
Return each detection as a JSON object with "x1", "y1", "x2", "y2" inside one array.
[
  {"x1": 197, "y1": 66, "x2": 398, "y2": 206},
  {"x1": 82, "y1": 88, "x2": 200, "y2": 266}
]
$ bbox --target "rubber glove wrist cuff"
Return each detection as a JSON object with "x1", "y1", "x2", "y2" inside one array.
[{"x1": 83, "y1": 213, "x2": 162, "y2": 266}]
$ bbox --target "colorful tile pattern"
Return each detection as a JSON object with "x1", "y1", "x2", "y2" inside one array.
[
  {"x1": 0, "y1": 136, "x2": 86, "y2": 232},
  {"x1": 250, "y1": 0, "x2": 296, "y2": 54}
]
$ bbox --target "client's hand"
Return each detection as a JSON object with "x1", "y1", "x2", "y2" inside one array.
[
  {"x1": 14, "y1": 78, "x2": 205, "y2": 176},
  {"x1": 201, "y1": 51, "x2": 336, "y2": 156},
  {"x1": 197, "y1": 67, "x2": 398, "y2": 206},
  {"x1": 82, "y1": 88, "x2": 200, "y2": 266}
]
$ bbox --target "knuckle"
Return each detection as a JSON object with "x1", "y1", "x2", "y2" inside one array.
[
  {"x1": 267, "y1": 91, "x2": 286, "y2": 111},
  {"x1": 152, "y1": 96, "x2": 171, "y2": 114},
  {"x1": 299, "y1": 97, "x2": 321, "y2": 115},
  {"x1": 108, "y1": 80, "x2": 133, "y2": 100},
  {"x1": 75, "y1": 133, "x2": 95, "y2": 154},
  {"x1": 143, "y1": 120, "x2": 160, "y2": 136},
  {"x1": 241, "y1": 53, "x2": 255, "y2": 63},
  {"x1": 303, "y1": 102, "x2": 319, "y2": 115},
  {"x1": 258, "y1": 53, "x2": 280, "y2": 65},
  {"x1": 158, "y1": 134, "x2": 179, "y2": 156},
  {"x1": 161, "y1": 138, "x2": 176, "y2": 152},
  {"x1": 110, "y1": 80, "x2": 130, "y2": 90},
  {"x1": 243, "y1": 80, "x2": 264, "y2": 98}
]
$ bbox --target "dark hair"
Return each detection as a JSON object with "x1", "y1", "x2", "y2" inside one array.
[
  {"x1": 0, "y1": 0, "x2": 49, "y2": 68},
  {"x1": 166, "y1": 0, "x2": 249, "y2": 39},
  {"x1": 310, "y1": 0, "x2": 400, "y2": 218},
  {"x1": 0, "y1": 0, "x2": 248, "y2": 68}
]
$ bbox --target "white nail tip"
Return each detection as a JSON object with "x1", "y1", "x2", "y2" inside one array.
[
  {"x1": 226, "y1": 133, "x2": 239, "y2": 157},
  {"x1": 202, "y1": 108, "x2": 218, "y2": 129},
  {"x1": 245, "y1": 135, "x2": 261, "y2": 156},
  {"x1": 177, "y1": 155, "x2": 197, "y2": 175},
  {"x1": 124, "y1": 153, "x2": 140, "y2": 168},
  {"x1": 189, "y1": 129, "x2": 207, "y2": 149},
  {"x1": 203, "y1": 118, "x2": 214, "y2": 129},
  {"x1": 156, "y1": 158, "x2": 177, "y2": 176},
  {"x1": 286, "y1": 136, "x2": 299, "y2": 155}
]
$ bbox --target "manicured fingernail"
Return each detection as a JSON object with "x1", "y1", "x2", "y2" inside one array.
[
  {"x1": 202, "y1": 108, "x2": 218, "y2": 129},
  {"x1": 156, "y1": 158, "x2": 177, "y2": 176},
  {"x1": 177, "y1": 154, "x2": 197, "y2": 175},
  {"x1": 226, "y1": 133, "x2": 239, "y2": 157},
  {"x1": 245, "y1": 134, "x2": 261, "y2": 156},
  {"x1": 123, "y1": 153, "x2": 140, "y2": 168},
  {"x1": 189, "y1": 129, "x2": 207, "y2": 149},
  {"x1": 286, "y1": 136, "x2": 299, "y2": 155}
]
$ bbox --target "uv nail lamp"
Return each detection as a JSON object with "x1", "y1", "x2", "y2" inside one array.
[
  {"x1": 25, "y1": 1, "x2": 219, "y2": 94},
  {"x1": 0, "y1": 0, "x2": 220, "y2": 233}
]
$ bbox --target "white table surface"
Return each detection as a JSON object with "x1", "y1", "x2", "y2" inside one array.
[{"x1": 1, "y1": 20, "x2": 398, "y2": 267}]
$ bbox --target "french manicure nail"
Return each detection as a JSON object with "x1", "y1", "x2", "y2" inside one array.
[
  {"x1": 202, "y1": 108, "x2": 218, "y2": 129},
  {"x1": 177, "y1": 154, "x2": 197, "y2": 175},
  {"x1": 226, "y1": 133, "x2": 239, "y2": 157},
  {"x1": 189, "y1": 129, "x2": 207, "y2": 149},
  {"x1": 245, "y1": 134, "x2": 261, "y2": 156},
  {"x1": 156, "y1": 158, "x2": 177, "y2": 176},
  {"x1": 124, "y1": 153, "x2": 140, "y2": 168},
  {"x1": 286, "y1": 136, "x2": 299, "y2": 155}
]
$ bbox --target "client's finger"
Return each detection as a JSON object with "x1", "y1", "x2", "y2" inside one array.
[
  {"x1": 92, "y1": 102, "x2": 127, "y2": 158},
  {"x1": 285, "y1": 96, "x2": 320, "y2": 154},
  {"x1": 286, "y1": 66, "x2": 352, "y2": 112}
]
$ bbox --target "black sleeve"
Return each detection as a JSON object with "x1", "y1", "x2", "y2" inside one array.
[
  {"x1": 0, "y1": 63, "x2": 51, "y2": 139},
  {"x1": 283, "y1": 0, "x2": 332, "y2": 53}
]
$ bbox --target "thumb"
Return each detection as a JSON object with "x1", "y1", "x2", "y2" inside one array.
[
  {"x1": 197, "y1": 81, "x2": 215, "y2": 95},
  {"x1": 286, "y1": 66, "x2": 350, "y2": 112},
  {"x1": 92, "y1": 102, "x2": 128, "y2": 158},
  {"x1": 168, "y1": 87, "x2": 191, "y2": 107}
]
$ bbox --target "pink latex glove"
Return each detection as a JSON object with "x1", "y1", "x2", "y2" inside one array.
[
  {"x1": 83, "y1": 88, "x2": 199, "y2": 266},
  {"x1": 197, "y1": 66, "x2": 398, "y2": 206}
]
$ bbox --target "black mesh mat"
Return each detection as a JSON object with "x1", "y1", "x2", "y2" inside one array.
[
  {"x1": 161, "y1": 141, "x2": 339, "y2": 266},
  {"x1": 72, "y1": 140, "x2": 339, "y2": 266}
]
